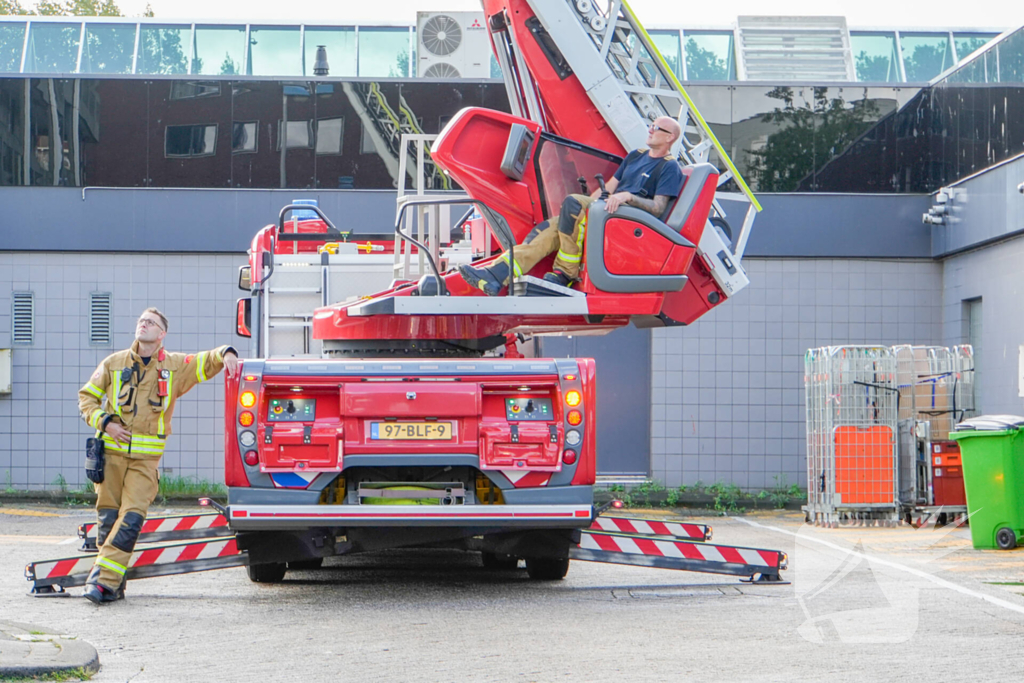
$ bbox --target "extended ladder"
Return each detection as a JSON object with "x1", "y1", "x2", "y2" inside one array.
[{"x1": 497, "y1": 0, "x2": 760, "y2": 296}]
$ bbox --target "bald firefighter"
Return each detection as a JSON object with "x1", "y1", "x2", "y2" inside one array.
[
  {"x1": 78, "y1": 307, "x2": 239, "y2": 604},
  {"x1": 457, "y1": 116, "x2": 684, "y2": 295}
]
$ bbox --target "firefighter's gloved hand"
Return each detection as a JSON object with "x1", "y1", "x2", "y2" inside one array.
[
  {"x1": 223, "y1": 351, "x2": 240, "y2": 379},
  {"x1": 603, "y1": 192, "x2": 632, "y2": 213},
  {"x1": 85, "y1": 437, "x2": 105, "y2": 484},
  {"x1": 105, "y1": 421, "x2": 132, "y2": 447}
]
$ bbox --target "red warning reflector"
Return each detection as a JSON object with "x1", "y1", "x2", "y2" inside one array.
[
  {"x1": 243, "y1": 451, "x2": 259, "y2": 466},
  {"x1": 562, "y1": 450, "x2": 577, "y2": 465}
]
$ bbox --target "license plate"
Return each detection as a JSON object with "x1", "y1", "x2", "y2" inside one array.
[{"x1": 370, "y1": 422, "x2": 454, "y2": 440}]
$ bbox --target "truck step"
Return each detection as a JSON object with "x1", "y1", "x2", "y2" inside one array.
[{"x1": 27, "y1": 537, "x2": 245, "y2": 594}]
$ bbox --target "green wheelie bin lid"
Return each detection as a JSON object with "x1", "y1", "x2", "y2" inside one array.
[{"x1": 952, "y1": 415, "x2": 1024, "y2": 550}]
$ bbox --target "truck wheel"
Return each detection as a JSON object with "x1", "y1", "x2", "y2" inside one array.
[
  {"x1": 288, "y1": 558, "x2": 324, "y2": 570},
  {"x1": 247, "y1": 561, "x2": 287, "y2": 583},
  {"x1": 525, "y1": 557, "x2": 570, "y2": 581},
  {"x1": 996, "y1": 527, "x2": 1017, "y2": 550},
  {"x1": 481, "y1": 552, "x2": 519, "y2": 570}
]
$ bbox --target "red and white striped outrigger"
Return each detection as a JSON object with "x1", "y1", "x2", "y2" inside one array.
[{"x1": 27, "y1": 503, "x2": 785, "y2": 595}]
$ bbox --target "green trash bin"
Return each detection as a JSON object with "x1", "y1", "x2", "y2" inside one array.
[{"x1": 951, "y1": 415, "x2": 1024, "y2": 550}]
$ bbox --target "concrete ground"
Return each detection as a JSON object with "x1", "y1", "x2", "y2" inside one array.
[{"x1": 2, "y1": 504, "x2": 1023, "y2": 682}]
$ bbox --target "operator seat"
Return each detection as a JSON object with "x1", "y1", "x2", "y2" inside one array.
[{"x1": 583, "y1": 163, "x2": 719, "y2": 294}]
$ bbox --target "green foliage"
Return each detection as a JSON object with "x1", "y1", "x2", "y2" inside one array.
[
  {"x1": 685, "y1": 38, "x2": 729, "y2": 80},
  {"x1": 746, "y1": 86, "x2": 881, "y2": 192},
  {"x1": 53, "y1": 473, "x2": 68, "y2": 493},
  {"x1": 157, "y1": 475, "x2": 226, "y2": 500},
  {"x1": 706, "y1": 482, "x2": 742, "y2": 513},
  {"x1": 0, "y1": 0, "x2": 31, "y2": 14},
  {"x1": 24, "y1": 0, "x2": 121, "y2": 15},
  {"x1": 764, "y1": 474, "x2": 804, "y2": 509},
  {"x1": 4, "y1": 470, "x2": 14, "y2": 494}
]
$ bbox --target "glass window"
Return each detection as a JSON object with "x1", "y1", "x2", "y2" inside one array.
[
  {"x1": 137, "y1": 25, "x2": 191, "y2": 75},
  {"x1": 232, "y1": 121, "x2": 258, "y2": 153},
  {"x1": 169, "y1": 81, "x2": 221, "y2": 100},
  {"x1": 850, "y1": 32, "x2": 900, "y2": 82},
  {"x1": 304, "y1": 27, "x2": 356, "y2": 77},
  {"x1": 315, "y1": 117, "x2": 344, "y2": 155},
  {"x1": 248, "y1": 26, "x2": 301, "y2": 76},
  {"x1": 0, "y1": 23, "x2": 26, "y2": 73},
  {"x1": 165, "y1": 124, "x2": 217, "y2": 157},
  {"x1": 358, "y1": 26, "x2": 410, "y2": 77},
  {"x1": 649, "y1": 30, "x2": 681, "y2": 80},
  {"x1": 954, "y1": 33, "x2": 998, "y2": 63},
  {"x1": 193, "y1": 25, "x2": 245, "y2": 76},
  {"x1": 683, "y1": 31, "x2": 734, "y2": 81},
  {"x1": 278, "y1": 120, "x2": 313, "y2": 149},
  {"x1": 489, "y1": 54, "x2": 502, "y2": 78},
  {"x1": 81, "y1": 23, "x2": 136, "y2": 74},
  {"x1": 900, "y1": 33, "x2": 954, "y2": 81},
  {"x1": 24, "y1": 22, "x2": 81, "y2": 73},
  {"x1": 534, "y1": 135, "x2": 621, "y2": 219},
  {"x1": 996, "y1": 28, "x2": 1024, "y2": 83}
]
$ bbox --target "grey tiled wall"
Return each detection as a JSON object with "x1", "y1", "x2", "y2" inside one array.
[
  {"x1": 0, "y1": 252, "x2": 251, "y2": 490},
  {"x1": 940, "y1": 235, "x2": 1024, "y2": 416},
  {"x1": 650, "y1": 258, "x2": 944, "y2": 491}
]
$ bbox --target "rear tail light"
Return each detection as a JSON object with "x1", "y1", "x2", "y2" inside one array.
[
  {"x1": 240, "y1": 391, "x2": 256, "y2": 408},
  {"x1": 562, "y1": 450, "x2": 577, "y2": 465},
  {"x1": 244, "y1": 451, "x2": 259, "y2": 466},
  {"x1": 565, "y1": 390, "x2": 581, "y2": 407},
  {"x1": 567, "y1": 410, "x2": 582, "y2": 426},
  {"x1": 239, "y1": 411, "x2": 254, "y2": 427}
]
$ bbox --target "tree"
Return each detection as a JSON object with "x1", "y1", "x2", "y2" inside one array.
[
  {"x1": 0, "y1": 0, "x2": 31, "y2": 14},
  {"x1": 10, "y1": 0, "x2": 123, "y2": 14},
  {"x1": 685, "y1": 38, "x2": 730, "y2": 80},
  {"x1": 746, "y1": 86, "x2": 880, "y2": 192}
]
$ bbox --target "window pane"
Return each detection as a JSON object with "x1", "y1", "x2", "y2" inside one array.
[
  {"x1": 649, "y1": 30, "x2": 681, "y2": 79},
  {"x1": 316, "y1": 117, "x2": 344, "y2": 155},
  {"x1": 193, "y1": 25, "x2": 245, "y2": 76},
  {"x1": 232, "y1": 121, "x2": 258, "y2": 153},
  {"x1": 165, "y1": 124, "x2": 217, "y2": 157},
  {"x1": 24, "y1": 22, "x2": 81, "y2": 73},
  {"x1": 278, "y1": 120, "x2": 312, "y2": 149},
  {"x1": 900, "y1": 33, "x2": 954, "y2": 81},
  {"x1": 0, "y1": 23, "x2": 26, "y2": 73},
  {"x1": 137, "y1": 25, "x2": 190, "y2": 75},
  {"x1": 996, "y1": 28, "x2": 1024, "y2": 83},
  {"x1": 81, "y1": 23, "x2": 136, "y2": 74},
  {"x1": 850, "y1": 32, "x2": 900, "y2": 82},
  {"x1": 683, "y1": 31, "x2": 734, "y2": 81},
  {"x1": 954, "y1": 33, "x2": 997, "y2": 62},
  {"x1": 358, "y1": 27, "x2": 409, "y2": 77},
  {"x1": 249, "y1": 26, "x2": 301, "y2": 76},
  {"x1": 304, "y1": 27, "x2": 356, "y2": 77}
]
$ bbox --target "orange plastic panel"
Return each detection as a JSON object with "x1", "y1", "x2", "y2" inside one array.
[{"x1": 833, "y1": 425, "x2": 895, "y2": 504}]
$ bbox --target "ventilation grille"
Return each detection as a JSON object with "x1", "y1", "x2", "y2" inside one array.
[
  {"x1": 737, "y1": 16, "x2": 855, "y2": 81},
  {"x1": 89, "y1": 292, "x2": 112, "y2": 346},
  {"x1": 12, "y1": 292, "x2": 34, "y2": 345},
  {"x1": 423, "y1": 62, "x2": 461, "y2": 79},
  {"x1": 421, "y1": 15, "x2": 463, "y2": 56}
]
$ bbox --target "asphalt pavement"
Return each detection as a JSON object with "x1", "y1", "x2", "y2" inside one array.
[{"x1": 2, "y1": 504, "x2": 1023, "y2": 682}]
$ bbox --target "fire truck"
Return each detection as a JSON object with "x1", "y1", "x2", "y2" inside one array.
[{"x1": 28, "y1": 1, "x2": 787, "y2": 595}]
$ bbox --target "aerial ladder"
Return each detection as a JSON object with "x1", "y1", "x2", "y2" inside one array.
[{"x1": 27, "y1": 1, "x2": 788, "y2": 594}]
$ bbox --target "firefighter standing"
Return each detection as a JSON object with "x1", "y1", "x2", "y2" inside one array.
[{"x1": 77, "y1": 307, "x2": 238, "y2": 604}]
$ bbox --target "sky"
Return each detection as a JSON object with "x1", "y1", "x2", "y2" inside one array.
[{"x1": 107, "y1": 0, "x2": 1017, "y2": 30}]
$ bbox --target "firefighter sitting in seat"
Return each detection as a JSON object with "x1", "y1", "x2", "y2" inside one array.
[{"x1": 457, "y1": 117, "x2": 685, "y2": 295}]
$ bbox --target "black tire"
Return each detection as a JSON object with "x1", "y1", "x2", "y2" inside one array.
[
  {"x1": 996, "y1": 527, "x2": 1018, "y2": 550},
  {"x1": 937, "y1": 512, "x2": 949, "y2": 527},
  {"x1": 481, "y1": 552, "x2": 519, "y2": 570},
  {"x1": 247, "y1": 561, "x2": 287, "y2": 583},
  {"x1": 288, "y1": 557, "x2": 324, "y2": 571},
  {"x1": 525, "y1": 557, "x2": 570, "y2": 581}
]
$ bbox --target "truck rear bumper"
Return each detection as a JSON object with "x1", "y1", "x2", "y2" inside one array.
[{"x1": 228, "y1": 504, "x2": 594, "y2": 530}]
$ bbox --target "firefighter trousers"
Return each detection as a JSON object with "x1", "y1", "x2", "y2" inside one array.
[
  {"x1": 501, "y1": 194, "x2": 594, "y2": 281},
  {"x1": 89, "y1": 452, "x2": 160, "y2": 590}
]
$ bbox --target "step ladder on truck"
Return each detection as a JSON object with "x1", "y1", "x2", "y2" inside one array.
[{"x1": 28, "y1": 0, "x2": 787, "y2": 594}]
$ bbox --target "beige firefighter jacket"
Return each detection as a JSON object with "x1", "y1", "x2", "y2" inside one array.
[{"x1": 79, "y1": 340, "x2": 234, "y2": 459}]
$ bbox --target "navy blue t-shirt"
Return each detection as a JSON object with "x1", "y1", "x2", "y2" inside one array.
[{"x1": 612, "y1": 151, "x2": 685, "y2": 199}]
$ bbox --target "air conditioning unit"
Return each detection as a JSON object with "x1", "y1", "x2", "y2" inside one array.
[{"x1": 417, "y1": 11, "x2": 491, "y2": 79}]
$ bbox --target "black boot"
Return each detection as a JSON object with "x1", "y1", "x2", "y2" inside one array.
[
  {"x1": 83, "y1": 581, "x2": 124, "y2": 604},
  {"x1": 543, "y1": 270, "x2": 573, "y2": 288},
  {"x1": 457, "y1": 260, "x2": 511, "y2": 297}
]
